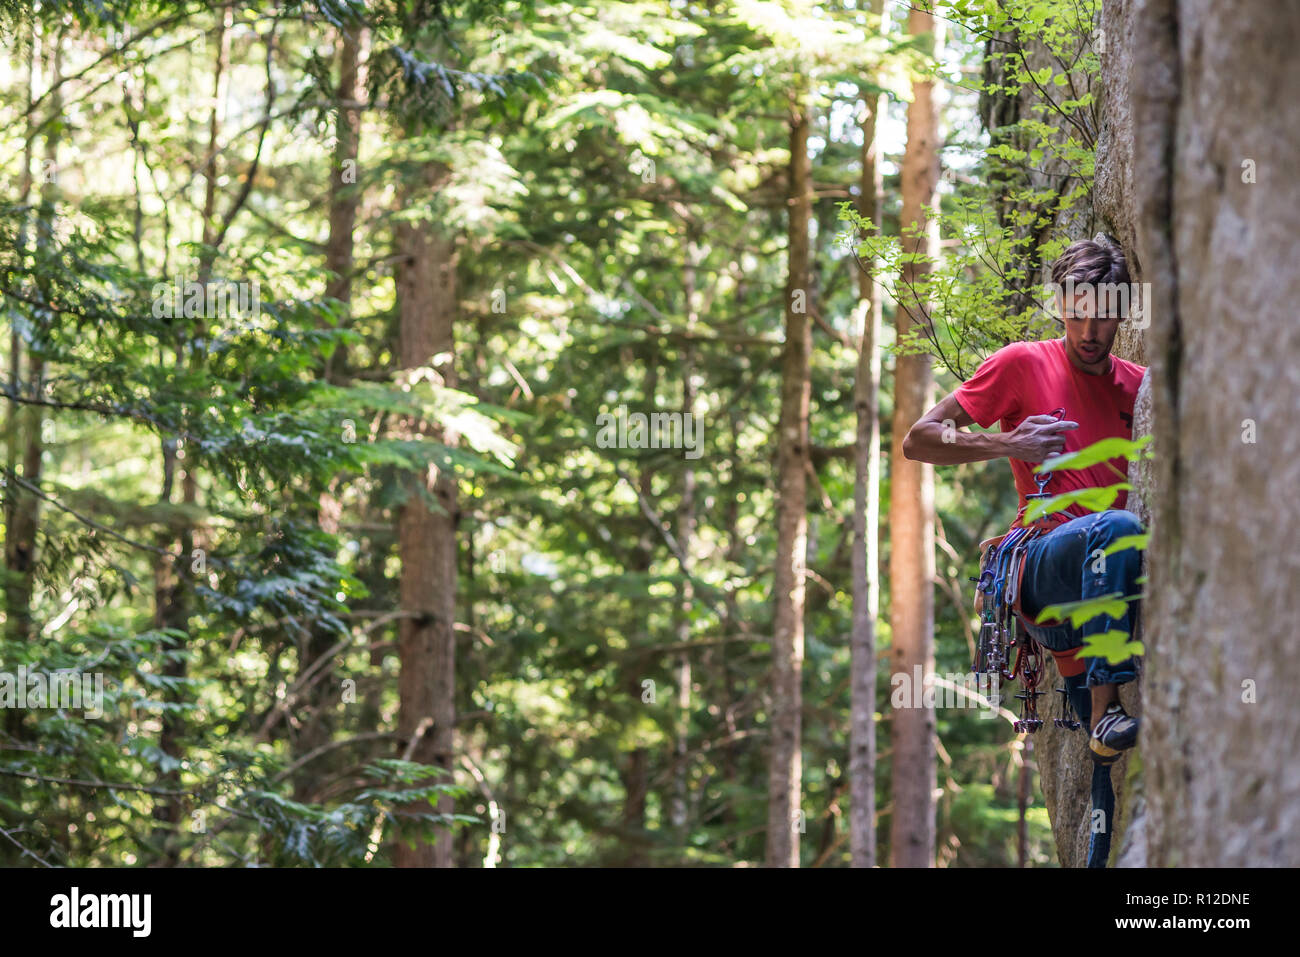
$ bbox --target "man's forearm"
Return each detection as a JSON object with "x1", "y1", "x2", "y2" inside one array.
[{"x1": 904, "y1": 423, "x2": 1013, "y2": 465}]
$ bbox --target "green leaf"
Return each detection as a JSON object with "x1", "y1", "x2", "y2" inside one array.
[
  {"x1": 1036, "y1": 591, "x2": 1132, "y2": 628},
  {"x1": 1074, "y1": 631, "x2": 1145, "y2": 664},
  {"x1": 1101, "y1": 533, "x2": 1149, "y2": 557},
  {"x1": 1036, "y1": 435, "x2": 1152, "y2": 473},
  {"x1": 1023, "y1": 484, "x2": 1130, "y2": 521}
]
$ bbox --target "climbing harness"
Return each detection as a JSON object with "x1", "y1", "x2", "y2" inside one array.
[{"x1": 970, "y1": 408, "x2": 1085, "y2": 735}]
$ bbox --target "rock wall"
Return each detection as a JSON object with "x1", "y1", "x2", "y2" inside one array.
[
  {"x1": 1123, "y1": 0, "x2": 1300, "y2": 867},
  {"x1": 1095, "y1": 0, "x2": 1146, "y2": 367}
]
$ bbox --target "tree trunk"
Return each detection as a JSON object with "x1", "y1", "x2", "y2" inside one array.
[
  {"x1": 671, "y1": 227, "x2": 701, "y2": 841},
  {"x1": 393, "y1": 163, "x2": 459, "y2": 868},
  {"x1": 889, "y1": 5, "x2": 942, "y2": 869},
  {"x1": 324, "y1": 23, "x2": 362, "y2": 380},
  {"x1": 294, "y1": 23, "x2": 364, "y2": 805},
  {"x1": 850, "y1": 29, "x2": 884, "y2": 869},
  {"x1": 150, "y1": 5, "x2": 232, "y2": 864},
  {"x1": 621, "y1": 747, "x2": 649, "y2": 867},
  {"x1": 4, "y1": 21, "x2": 58, "y2": 650},
  {"x1": 765, "y1": 93, "x2": 812, "y2": 869},
  {"x1": 0, "y1": 17, "x2": 42, "y2": 855},
  {"x1": 1122, "y1": 0, "x2": 1300, "y2": 867}
]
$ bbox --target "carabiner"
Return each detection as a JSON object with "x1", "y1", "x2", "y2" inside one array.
[{"x1": 1029, "y1": 407, "x2": 1069, "y2": 494}]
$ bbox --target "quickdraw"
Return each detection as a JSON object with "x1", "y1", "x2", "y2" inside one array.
[{"x1": 970, "y1": 408, "x2": 1085, "y2": 735}]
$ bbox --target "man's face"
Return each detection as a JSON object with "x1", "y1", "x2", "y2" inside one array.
[{"x1": 1057, "y1": 285, "x2": 1122, "y2": 374}]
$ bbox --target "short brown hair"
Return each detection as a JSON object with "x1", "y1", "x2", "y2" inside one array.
[
  {"x1": 1050, "y1": 234, "x2": 1133, "y2": 317},
  {"x1": 1050, "y1": 234, "x2": 1130, "y2": 288}
]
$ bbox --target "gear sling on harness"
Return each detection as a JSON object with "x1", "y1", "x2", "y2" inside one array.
[
  {"x1": 970, "y1": 408, "x2": 1116, "y2": 867},
  {"x1": 973, "y1": 523, "x2": 1084, "y2": 732}
]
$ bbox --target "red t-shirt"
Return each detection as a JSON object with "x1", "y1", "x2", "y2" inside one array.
[{"x1": 954, "y1": 337, "x2": 1146, "y2": 528}]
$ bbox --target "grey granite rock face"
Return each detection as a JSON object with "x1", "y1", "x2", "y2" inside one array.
[
  {"x1": 1124, "y1": 371, "x2": 1154, "y2": 529},
  {"x1": 1126, "y1": 0, "x2": 1300, "y2": 868},
  {"x1": 1095, "y1": 0, "x2": 1146, "y2": 367}
]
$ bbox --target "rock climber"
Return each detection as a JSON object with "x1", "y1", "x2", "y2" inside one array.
[{"x1": 902, "y1": 235, "x2": 1147, "y2": 765}]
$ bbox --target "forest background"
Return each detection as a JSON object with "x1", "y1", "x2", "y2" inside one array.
[{"x1": 0, "y1": 0, "x2": 1127, "y2": 867}]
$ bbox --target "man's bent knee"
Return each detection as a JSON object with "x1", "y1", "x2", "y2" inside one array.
[{"x1": 1092, "y1": 509, "x2": 1144, "y2": 539}]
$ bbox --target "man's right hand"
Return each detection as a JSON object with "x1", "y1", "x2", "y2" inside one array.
[
  {"x1": 1005, "y1": 414, "x2": 1079, "y2": 463},
  {"x1": 902, "y1": 393, "x2": 1080, "y2": 467}
]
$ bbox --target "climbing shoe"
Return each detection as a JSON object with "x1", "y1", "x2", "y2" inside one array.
[{"x1": 1089, "y1": 704, "x2": 1139, "y2": 765}]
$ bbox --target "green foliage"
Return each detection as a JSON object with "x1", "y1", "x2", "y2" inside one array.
[
  {"x1": 1034, "y1": 434, "x2": 1151, "y2": 473},
  {"x1": 1036, "y1": 591, "x2": 1133, "y2": 630},
  {"x1": 1023, "y1": 482, "x2": 1129, "y2": 522},
  {"x1": 1074, "y1": 631, "x2": 1143, "y2": 666},
  {"x1": 1101, "y1": 533, "x2": 1148, "y2": 557},
  {"x1": 837, "y1": 0, "x2": 1103, "y2": 378}
]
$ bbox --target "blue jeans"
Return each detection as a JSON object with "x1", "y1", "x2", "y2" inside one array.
[{"x1": 1018, "y1": 510, "x2": 1144, "y2": 689}]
